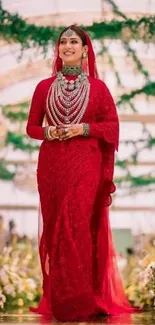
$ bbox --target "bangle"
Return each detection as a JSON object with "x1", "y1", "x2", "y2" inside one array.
[
  {"x1": 47, "y1": 126, "x2": 52, "y2": 140},
  {"x1": 82, "y1": 123, "x2": 90, "y2": 136},
  {"x1": 44, "y1": 126, "x2": 54, "y2": 140}
]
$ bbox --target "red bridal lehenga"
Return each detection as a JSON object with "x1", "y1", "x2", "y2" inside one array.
[{"x1": 26, "y1": 29, "x2": 138, "y2": 321}]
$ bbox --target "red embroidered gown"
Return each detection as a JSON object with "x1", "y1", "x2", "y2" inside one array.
[{"x1": 26, "y1": 74, "x2": 135, "y2": 321}]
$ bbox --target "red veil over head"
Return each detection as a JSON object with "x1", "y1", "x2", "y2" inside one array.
[{"x1": 51, "y1": 25, "x2": 99, "y2": 78}]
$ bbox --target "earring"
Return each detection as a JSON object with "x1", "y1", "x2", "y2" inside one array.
[{"x1": 82, "y1": 52, "x2": 87, "y2": 59}]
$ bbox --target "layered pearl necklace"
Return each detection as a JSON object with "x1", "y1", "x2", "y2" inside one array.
[{"x1": 46, "y1": 68, "x2": 90, "y2": 125}]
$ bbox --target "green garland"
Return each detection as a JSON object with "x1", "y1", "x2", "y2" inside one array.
[
  {"x1": 0, "y1": 2, "x2": 155, "y2": 50},
  {"x1": 148, "y1": 138, "x2": 155, "y2": 148},
  {"x1": 2, "y1": 109, "x2": 28, "y2": 121},
  {"x1": 115, "y1": 175, "x2": 155, "y2": 187},
  {"x1": 0, "y1": 161, "x2": 15, "y2": 180},
  {"x1": 117, "y1": 82, "x2": 155, "y2": 106},
  {"x1": 6, "y1": 132, "x2": 39, "y2": 152},
  {"x1": 84, "y1": 17, "x2": 155, "y2": 42},
  {"x1": 1, "y1": 102, "x2": 29, "y2": 120}
]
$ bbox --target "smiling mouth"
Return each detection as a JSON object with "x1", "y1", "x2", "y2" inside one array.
[{"x1": 64, "y1": 52, "x2": 74, "y2": 55}]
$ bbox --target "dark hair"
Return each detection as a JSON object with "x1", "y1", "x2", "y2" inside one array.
[{"x1": 59, "y1": 25, "x2": 87, "y2": 46}]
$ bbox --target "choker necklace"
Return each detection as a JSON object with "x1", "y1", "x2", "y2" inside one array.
[{"x1": 62, "y1": 65, "x2": 83, "y2": 76}]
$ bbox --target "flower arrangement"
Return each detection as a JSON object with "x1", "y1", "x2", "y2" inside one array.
[
  {"x1": 125, "y1": 254, "x2": 155, "y2": 308},
  {"x1": 0, "y1": 240, "x2": 42, "y2": 311},
  {"x1": 0, "y1": 238, "x2": 155, "y2": 311}
]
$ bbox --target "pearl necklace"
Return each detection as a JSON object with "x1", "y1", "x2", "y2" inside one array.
[{"x1": 46, "y1": 71, "x2": 90, "y2": 125}]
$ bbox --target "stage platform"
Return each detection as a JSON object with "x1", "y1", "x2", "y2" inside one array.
[{"x1": 0, "y1": 310, "x2": 155, "y2": 325}]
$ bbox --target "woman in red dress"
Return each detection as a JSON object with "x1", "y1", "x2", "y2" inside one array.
[{"x1": 26, "y1": 25, "x2": 136, "y2": 321}]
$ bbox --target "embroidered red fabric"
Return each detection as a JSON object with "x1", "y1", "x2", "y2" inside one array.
[{"x1": 26, "y1": 29, "x2": 139, "y2": 321}]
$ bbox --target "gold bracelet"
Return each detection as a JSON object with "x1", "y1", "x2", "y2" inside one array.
[
  {"x1": 44, "y1": 126, "x2": 54, "y2": 141},
  {"x1": 49, "y1": 126, "x2": 55, "y2": 140},
  {"x1": 44, "y1": 126, "x2": 49, "y2": 140},
  {"x1": 47, "y1": 126, "x2": 52, "y2": 140}
]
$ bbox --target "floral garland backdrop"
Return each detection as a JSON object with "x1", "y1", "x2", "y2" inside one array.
[
  {"x1": 0, "y1": 240, "x2": 155, "y2": 310},
  {"x1": 0, "y1": 241, "x2": 41, "y2": 310}
]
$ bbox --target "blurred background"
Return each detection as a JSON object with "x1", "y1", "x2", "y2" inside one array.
[{"x1": 0, "y1": 0, "x2": 155, "y2": 312}]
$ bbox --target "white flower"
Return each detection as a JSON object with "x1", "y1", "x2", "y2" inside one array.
[
  {"x1": 26, "y1": 278, "x2": 37, "y2": 290},
  {"x1": 3, "y1": 247, "x2": 12, "y2": 255},
  {"x1": 0, "y1": 291, "x2": 6, "y2": 303},
  {"x1": 17, "y1": 280, "x2": 24, "y2": 293},
  {"x1": 149, "y1": 290, "x2": 155, "y2": 298},
  {"x1": 26, "y1": 254, "x2": 32, "y2": 260},
  {"x1": 145, "y1": 262, "x2": 155, "y2": 279},
  {"x1": 0, "y1": 301, "x2": 4, "y2": 309},
  {"x1": 142, "y1": 270, "x2": 151, "y2": 283},
  {"x1": 4, "y1": 285, "x2": 16, "y2": 297},
  {"x1": 12, "y1": 257, "x2": 19, "y2": 266},
  {"x1": 138, "y1": 280, "x2": 146, "y2": 291},
  {"x1": 0, "y1": 270, "x2": 9, "y2": 285},
  {"x1": 10, "y1": 265, "x2": 17, "y2": 273},
  {"x1": 147, "y1": 261, "x2": 155, "y2": 269},
  {"x1": 3, "y1": 264, "x2": 9, "y2": 272},
  {"x1": 19, "y1": 270, "x2": 27, "y2": 277},
  {"x1": 8, "y1": 271, "x2": 19, "y2": 280}
]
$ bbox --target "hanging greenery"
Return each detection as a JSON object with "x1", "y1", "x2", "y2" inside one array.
[
  {"x1": 115, "y1": 175, "x2": 155, "y2": 187},
  {"x1": 0, "y1": 161, "x2": 15, "y2": 180},
  {"x1": 117, "y1": 82, "x2": 155, "y2": 106},
  {"x1": 105, "y1": 0, "x2": 127, "y2": 20},
  {"x1": 0, "y1": 1, "x2": 155, "y2": 52},
  {"x1": 6, "y1": 132, "x2": 39, "y2": 152},
  {"x1": 123, "y1": 42, "x2": 149, "y2": 80},
  {"x1": 2, "y1": 108, "x2": 28, "y2": 121}
]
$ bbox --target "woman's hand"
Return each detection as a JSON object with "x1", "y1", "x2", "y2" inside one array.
[
  {"x1": 56, "y1": 124, "x2": 84, "y2": 140},
  {"x1": 49, "y1": 126, "x2": 59, "y2": 139}
]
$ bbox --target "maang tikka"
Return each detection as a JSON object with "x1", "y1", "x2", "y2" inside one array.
[{"x1": 64, "y1": 28, "x2": 74, "y2": 37}]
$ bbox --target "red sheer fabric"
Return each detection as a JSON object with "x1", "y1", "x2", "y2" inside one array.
[{"x1": 27, "y1": 28, "x2": 139, "y2": 321}]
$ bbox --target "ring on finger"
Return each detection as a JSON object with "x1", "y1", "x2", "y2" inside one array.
[{"x1": 64, "y1": 128, "x2": 68, "y2": 135}]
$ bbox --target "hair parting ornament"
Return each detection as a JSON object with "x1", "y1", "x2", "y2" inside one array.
[{"x1": 64, "y1": 28, "x2": 74, "y2": 37}]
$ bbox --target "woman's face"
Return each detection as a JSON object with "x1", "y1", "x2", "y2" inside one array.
[{"x1": 59, "y1": 31, "x2": 87, "y2": 66}]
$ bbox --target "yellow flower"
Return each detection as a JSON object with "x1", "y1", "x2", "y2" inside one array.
[
  {"x1": 26, "y1": 292, "x2": 34, "y2": 301},
  {"x1": 18, "y1": 308, "x2": 24, "y2": 314},
  {"x1": 146, "y1": 298, "x2": 151, "y2": 305},
  {"x1": 18, "y1": 298, "x2": 24, "y2": 307},
  {"x1": 129, "y1": 293, "x2": 136, "y2": 301},
  {"x1": 142, "y1": 255, "x2": 155, "y2": 267},
  {"x1": 125, "y1": 285, "x2": 135, "y2": 294}
]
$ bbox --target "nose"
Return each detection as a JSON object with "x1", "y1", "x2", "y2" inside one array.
[{"x1": 65, "y1": 41, "x2": 72, "y2": 49}]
